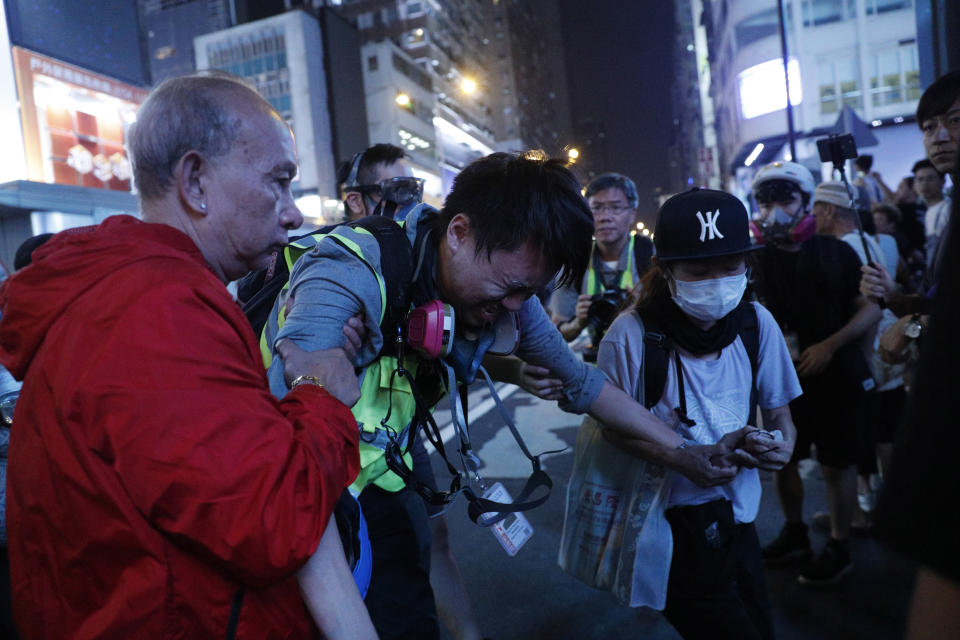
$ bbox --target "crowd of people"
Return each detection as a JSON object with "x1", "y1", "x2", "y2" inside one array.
[{"x1": 0, "y1": 67, "x2": 954, "y2": 639}]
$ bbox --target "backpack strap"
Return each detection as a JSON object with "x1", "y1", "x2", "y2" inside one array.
[
  {"x1": 638, "y1": 313, "x2": 671, "y2": 410},
  {"x1": 347, "y1": 215, "x2": 415, "y2": 336},
  {"x1": 738, "y1": 302, "x2": 761, "y2": 425}
]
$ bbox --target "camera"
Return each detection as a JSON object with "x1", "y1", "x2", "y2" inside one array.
[
  {"x1": 583, "y1": 289, "x2": 628, "y2": 362},
  {"x1": 816, "y1": 133, "x2": 857, "y2": 168}
]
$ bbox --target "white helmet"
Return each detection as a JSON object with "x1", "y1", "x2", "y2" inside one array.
[{"x1": 751, "y1": 161, "x2": 815, "y2": 202}]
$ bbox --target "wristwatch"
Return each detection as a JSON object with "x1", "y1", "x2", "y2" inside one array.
[
  {"x1": 904, "y1": 314, "x2": 924, "y2": 340},
  {"x1": 291, "y1": 374, "x2": 324, "y2": 389}
]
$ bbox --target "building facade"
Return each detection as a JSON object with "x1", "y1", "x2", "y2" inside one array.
[
  {"x1": 699, "y1": 0, "x2": 925, "y2": 200},
  {"x1": 486, "y1": 0, "x2": 571, "y2": 154},
  {"x1": 0, "y1": 1, "x2": 148, "y2": 271},
  {"x1": 140, "y1": 0, "x2": 234, "y2": 83},
  {"x1": 195, "y1": 10, "x2": 342, "y2": 223}
]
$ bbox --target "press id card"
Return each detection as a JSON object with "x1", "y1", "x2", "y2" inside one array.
[{"x1": 481, "y1": 482, "x2": 534, "y2": 556}]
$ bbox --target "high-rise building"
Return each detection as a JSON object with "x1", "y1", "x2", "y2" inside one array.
[
  {"x1": 360, "y1": 40, "x2": 447, "y2": 201},
  {"x1": 139, "y1": 0, "x2": 234, "y2": 83},
  {"x1": 486, "y1": 0, "x2": 571, "y2": 154},
  {"x1": 195, "y1": 10, "x2": 342, "y2": 223},
  {"x1": 670, "y1": 0, "x2": 721, "y2": 192},
  {"x1": 335, "y1": 0, "x2": 496, "y2": 140},
  {"x1": 698, "y1": 0, "x2": 925, "y2": 199}
]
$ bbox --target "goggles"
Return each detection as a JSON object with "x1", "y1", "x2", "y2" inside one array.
[
  {"x1": 754, "y1": 179, "x2": 802, "y2": 207},
  {"x1": 345, "y1": 176, "x2": 425, "y2": 207}
]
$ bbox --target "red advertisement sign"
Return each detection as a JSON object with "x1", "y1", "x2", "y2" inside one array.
[{"x1": 11, "y1": 47, "x2": 147, "y2": 191}]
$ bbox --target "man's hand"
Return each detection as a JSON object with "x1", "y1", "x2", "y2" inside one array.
[
  {"x1": 732, "y1": 428, "x2": 795, "y2": 471},
  {"x1": 710, "y1": 426, "x2": 759, "y2": 468},
  {"x1": 514, "y1": 362, "x2": 564, "y2": 401},
  {"x1": 573, "y1": 294, "x2": 592, "y2": 329},
  {"x1": 674, "y1": 442, "x2": 740, "y2": 487},
  {"x1": 341, "y1": 315, "x2": 366, "y2": 363},
  {"x1": 860, "y1": 263, "x2": 894, "y2": 303},
  {"x1": 604, "y1": 431, "x2": 739, "y2": 487},
  {"x1": 276, "y1": 339, "x2": 361, "y2": 407},
  {"x1": 796, "y1": 340, "x2": 835, "y2": 377}
]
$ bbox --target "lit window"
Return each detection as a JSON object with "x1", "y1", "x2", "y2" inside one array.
[{"x1": 738, "y1": 58, "x2": 802, "y2": 119}]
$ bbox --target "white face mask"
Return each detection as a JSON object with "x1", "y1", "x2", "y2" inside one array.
[{"x1": 671, "y1": 272, "x2": 747, "y2": 322}]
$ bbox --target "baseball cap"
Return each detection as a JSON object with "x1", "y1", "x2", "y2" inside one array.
[
  {"x1": 654, "y1": 188, "x2": 759, "y2": 261},
  {"x1": 813, "y1": 181, "x2": 854, "y2": 209}
]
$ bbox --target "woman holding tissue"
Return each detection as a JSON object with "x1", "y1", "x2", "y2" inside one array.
[{"x1": 559, "y1": 189, "x2": 800, "y2": 640}]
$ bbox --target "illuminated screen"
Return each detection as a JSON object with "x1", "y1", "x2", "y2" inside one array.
[
  {"x1": 12, "y1": 48, "x2": 147, "y2": 191},
  {"x1": 738, "y1": 58, "x2": 803, "y2": 119}
]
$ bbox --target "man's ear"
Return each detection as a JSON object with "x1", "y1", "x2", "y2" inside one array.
[
  {"x1": 344, "y1": 192, "x2": 365, "y2": 217},
  {"x1": 176, "y1": 150, "x2": 207, "y2": 216},
  {"x1": 445, "y1": 213, "x2": 472, "y2": 254}
]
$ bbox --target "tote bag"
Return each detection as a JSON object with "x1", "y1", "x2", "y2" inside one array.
[{"x1": 557, "y1": 414, "x2": 673, "y2": 608}]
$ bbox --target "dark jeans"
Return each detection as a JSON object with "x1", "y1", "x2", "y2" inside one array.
[
  {"x1": 358, "y1": 485, "x2": 439, "y2": 640},
  {"x1": 663, "y1": 499, "x2": 773, "y2": 640}
]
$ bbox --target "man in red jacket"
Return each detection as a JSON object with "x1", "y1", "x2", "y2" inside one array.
[{"x1": 0, "y1": 73, "x2": 369, "y2": 639}]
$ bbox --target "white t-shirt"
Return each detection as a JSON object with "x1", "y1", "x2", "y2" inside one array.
[
  {"x1": 841, "y1": 232, "x2": 884, "y2": 269},
  {"x1": 598, "y1": 302, "x2": 802, "y2": 524},
  {"x1": 925, "y1": 198, "x2": 951, "y2": 239}
]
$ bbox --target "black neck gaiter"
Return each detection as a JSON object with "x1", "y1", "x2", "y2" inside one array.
[{"x1": 645, "y1": 295, "x2": 748, "y2": 356}]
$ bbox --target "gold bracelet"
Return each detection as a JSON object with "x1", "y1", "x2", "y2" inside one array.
[{"x1": 291, "y1": 375, "x2": 324, "y2": 389}]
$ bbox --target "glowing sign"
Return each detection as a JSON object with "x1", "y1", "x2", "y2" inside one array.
[
  {"x1": 11, "y1": 47, "x2": 146, "y2": 191},
  {"x1": 738, "y1": 58, "x2": 802, "y2": 119}
]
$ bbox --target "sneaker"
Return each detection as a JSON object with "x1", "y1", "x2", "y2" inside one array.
[
  {"x1": 762, "y1": 523, "x2": 813, "y2": 566},
  {"x1": 798, "y1": 540, "x2": 853, "y2": 587}
]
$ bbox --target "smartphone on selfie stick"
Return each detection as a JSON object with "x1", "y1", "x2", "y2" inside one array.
[{"x1": 816, "y1": 133, "x2": 886, "y2": 307}]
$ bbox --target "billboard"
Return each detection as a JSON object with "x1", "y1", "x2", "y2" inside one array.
[{"x1": 11, "y1": 47, "x2": 147, "y2": 192}]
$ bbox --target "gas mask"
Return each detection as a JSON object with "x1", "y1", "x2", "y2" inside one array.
[
  {"x1": 752, "y1": 207, "x2": 816, "y2": 247},
  {"x1": 370, "y1": 177, "x2": 426, "y2": 221},
  {"x1": 406, "y1": 300, "x2": 519, "y2": 383}
]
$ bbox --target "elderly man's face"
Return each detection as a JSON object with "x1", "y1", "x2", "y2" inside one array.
[
  {"x1": 921, "y1": 97, "x2": 960, "y2": 176},
  {"x1": 205, "y1": 110, "x2": 303, "y2": 281}
]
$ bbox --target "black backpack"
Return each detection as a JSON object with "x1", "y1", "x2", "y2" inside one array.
[
  {"x1": 236, "y1": 214, "x2": 415, "y2": 343},
  {"x1": 637, "y1": 304, "x2": 761, "y2": 424}
]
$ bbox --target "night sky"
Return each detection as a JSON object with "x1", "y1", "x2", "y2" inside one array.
[{"x1": 558, "y1": 0, "x2": 676, "y2": 222}]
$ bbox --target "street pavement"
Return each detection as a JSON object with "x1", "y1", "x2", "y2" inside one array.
[{"x1": 426, "y1": 381, "x2": 916, "y2": 640}]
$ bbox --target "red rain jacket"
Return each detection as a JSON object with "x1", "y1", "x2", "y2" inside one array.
[{"x1": 0, "y1": 216, "x2": 360, "y2": 639}]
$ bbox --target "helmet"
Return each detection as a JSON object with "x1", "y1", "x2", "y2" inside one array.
[
  {"x1": 751, "y1": 161, "x2": 815, "y2": 202},
  {"x1": 654, "y1": 188, "x2": 760, "y2": 261},
  {"x1": 750, "y1": 161, "x2": 817, "y2": 247}
]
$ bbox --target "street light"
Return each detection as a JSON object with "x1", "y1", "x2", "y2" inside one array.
[
  {"x1": 460, "y1": 77, "x2": 477, "y2": 95},
  {"x1": 396, "y1": 92, "x2": 411, "y2": 107},
  {"x1": 568, "y1": 147, "x2": 580, "y2": 162}
]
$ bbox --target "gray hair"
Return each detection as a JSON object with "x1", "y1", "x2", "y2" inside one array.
[
  {"x1": 585, "y1": 172, "x2": 639, "y2": 208},
  {"x1": 128, "y1": 72, "x2": 278, "y2": 202}
]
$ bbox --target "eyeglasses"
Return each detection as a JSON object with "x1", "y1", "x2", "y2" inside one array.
[
  {"x1": 590, "y1": 203, "x2": 632, "y2": 215},
  {"x1": 346, "y1": 176, "x2": 426, "y2": 206},
  {"x1": 921, "y1": 111, "x2": 960, "y2": 139}
]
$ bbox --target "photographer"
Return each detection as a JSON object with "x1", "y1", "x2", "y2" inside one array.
[{"x1": 549, "y1": 173, "x2": 653, "y2": 355}]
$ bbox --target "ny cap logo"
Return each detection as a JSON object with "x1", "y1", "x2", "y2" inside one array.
[{"x1": 696, "y1": 210, "x2": 724, "y2": 242}]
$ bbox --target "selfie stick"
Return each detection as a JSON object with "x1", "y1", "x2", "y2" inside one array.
[{"x1": 831, "y1": 158, "x2": 886, "y2": 308}]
